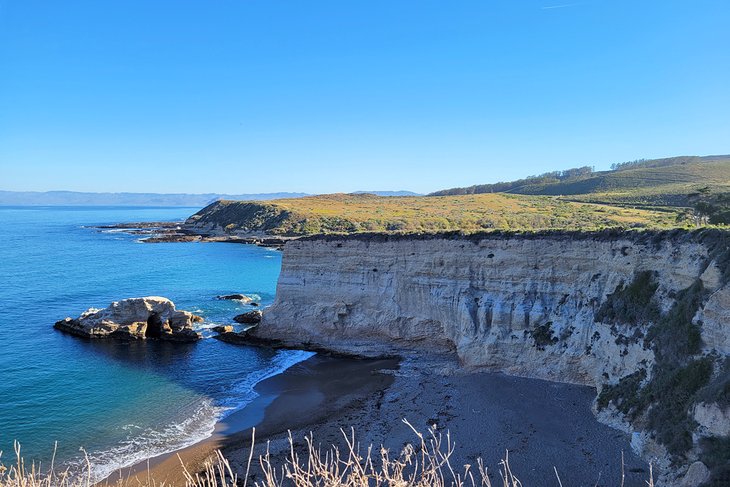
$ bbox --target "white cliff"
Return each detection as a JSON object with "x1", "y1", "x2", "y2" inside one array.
[{"x1": 251, "y1": 230, "x2": 730, "y2": 483}]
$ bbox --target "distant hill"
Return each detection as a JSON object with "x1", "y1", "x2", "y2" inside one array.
[
  {"x1": 0, "y1": 191, "x2": 310, "y2": 207},
  {"x1": 352, "y1": 190, "x2": 422, "y2": 197},
  {"x1": 430, "y1": 155, "x2": 730, "y2": 207}
]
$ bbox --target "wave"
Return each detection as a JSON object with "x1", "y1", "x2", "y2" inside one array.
[{"x1": 67, "y1": 349, "x2": 315, "y2": 483}]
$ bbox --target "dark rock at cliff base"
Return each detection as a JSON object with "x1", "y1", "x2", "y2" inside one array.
[
  {"x1": 217, "y1": 294, "x2": 252, "y2": 302},
  {"x1": 213, "y1": 331, "x2": 253, "y2": 345},
  {"x1": 54, "y1": 296, "x2": 203, "y2": 342},
  {"x1": 233, "y1": 310, "x2": 263, "y2": 324},
  {"x1": 212, "y1": 325, "x2": 234, "y2": 333}
]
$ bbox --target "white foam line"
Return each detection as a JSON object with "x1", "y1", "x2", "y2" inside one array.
[{"x1": 70, "y1": 349, "x2": 315, "y2": 483}]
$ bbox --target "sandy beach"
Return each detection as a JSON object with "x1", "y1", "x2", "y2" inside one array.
[
  {"x1": 107, "y1": 351, "x2": 650, "y2": 487},
  {"x1": 105, "y1": 354, "x2": 397, "y2": 486}
]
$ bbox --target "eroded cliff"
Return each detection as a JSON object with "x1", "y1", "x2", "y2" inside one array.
[{"x1": 252, "y1": 230, "x2": 730, "y2": 484}]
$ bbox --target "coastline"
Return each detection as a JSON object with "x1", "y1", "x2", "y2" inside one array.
[
  {"x1": 105, "y1": 352, "x2": 652, "y2": 487},
  {"x1": 102, "y1": 354, "x2": 398, "y2": 486},
  {"x1": 91, "y1": 221, "x2": 293, "y2": 249}
]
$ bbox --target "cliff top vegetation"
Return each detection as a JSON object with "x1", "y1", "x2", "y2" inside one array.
[
  {"x1": 187, "y1": 192, "x2": 683, "y2": 236},
  {"x1": 186, "y1": 155, "x2": 730, "y2": 236}
]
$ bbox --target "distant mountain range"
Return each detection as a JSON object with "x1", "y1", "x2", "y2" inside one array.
[
  {"x1": 0, "y1": 191, "x2": 309, "y2": 207},
  {"x1": 0, "y1": 190, "x2": 421, "y2": 207},
  {"x1": 352, "y1": 190, "x2": 421, "y2": 197}
]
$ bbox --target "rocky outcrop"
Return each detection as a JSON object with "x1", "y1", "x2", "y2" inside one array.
[
  {"x1": 234, "y1": 310, "x2": 262, "y2": 324},
  {"x1": 250, "y1": 230, "x2": 730, "y2": 483},
  {"x1": 694, "y1": 402, "x2": 730, "y2": 437},
  {"x1": 680, "y1": 462, "x2": 710, "y2": 487},
  {"x1": 54, "y1": 297, "x2": 203, "y2": 342}
]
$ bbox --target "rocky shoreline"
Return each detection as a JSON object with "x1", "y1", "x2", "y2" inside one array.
[{"x1": 91, "y1": 221, "x2": 292, "y2": 249}]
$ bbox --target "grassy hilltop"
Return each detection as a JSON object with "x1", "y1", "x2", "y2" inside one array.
[
  {"x1": 433, "y1": 155, "x2": 730, "y2": 208},
  {"x1": 187, "y1": 192, "x2": 681, "y2": 236},
  {"x1": 187, "y1": 155, "x2": 730, "y2": 236}
]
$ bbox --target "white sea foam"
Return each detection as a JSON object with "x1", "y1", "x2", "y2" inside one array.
[
  {"x1": 218, "y1": 349, "x2": 315, "y2": 415},
  {"x1": 71, "y1": 349, "x2": 315, "y2": 483}
]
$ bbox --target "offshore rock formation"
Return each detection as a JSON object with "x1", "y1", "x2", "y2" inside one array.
[
  {"x1": 54, "y1": 297, "x2": 203, "y2": 342},
  {"x1": 251, "y1": 230, "x2": 730, "y2": 484}
]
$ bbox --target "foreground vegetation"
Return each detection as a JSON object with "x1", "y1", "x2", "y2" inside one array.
[
  {"x1": 188, "y1": 192, "x2": 684, "y2": 236},
  {"x1": 0, "y1": 423, "x2": 654, "y2": 487}
]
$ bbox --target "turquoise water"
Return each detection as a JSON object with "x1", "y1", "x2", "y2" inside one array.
[{"x1": 0, "y1": 206, "x2": 311, "y2": 479}]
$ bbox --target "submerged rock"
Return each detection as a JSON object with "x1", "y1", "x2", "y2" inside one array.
[
  {"x1": 233, "y1": 310, "x2": 262, "y2": 324},
  {"x1": 217, "y1": 293, "x2": 252, "y2": 302},
  {"x1": 54, "y1": 296, "x2": 203, "y2": 342},
  {"x1": 213, "y1": 330, "x2": 250, "y2": 345},
  {"x1": 212, "y1": 325, "x2": 234, "y2": 333}
]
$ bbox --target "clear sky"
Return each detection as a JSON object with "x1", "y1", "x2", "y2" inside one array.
[{"x1": 1, "y1": 0, "x2": 728, "y2": 194}]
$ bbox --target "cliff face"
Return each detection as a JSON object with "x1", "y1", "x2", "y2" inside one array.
[
  {"x1": 254, "y1": 230, "x2": 730, "y2": 481},
  {"x1": 258, "y1": 232, "x2": 723, "y2": 381}
]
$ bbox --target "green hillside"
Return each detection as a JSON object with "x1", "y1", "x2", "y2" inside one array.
[{"x1": 431, "y1": 155, "x2": 730, "y2": 208}]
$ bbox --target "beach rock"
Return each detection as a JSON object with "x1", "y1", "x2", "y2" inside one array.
[
  {"x1": 54, "y1": 296, "x2": 203, "y2": 342},
  {"x1": 233, "y1": 310, "x2": 262, "y2": 324},
  {"x1": 680, "y1": 461, "x2": 710, "y2": 487},
  {"x1": 213, "y1": 325, "x2": 234, "y2": 333},
  {"x1": 217, "y1": 293, "x2": 252, "y2": 302}
]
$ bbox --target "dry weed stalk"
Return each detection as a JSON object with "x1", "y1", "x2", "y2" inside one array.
[
  {"x1": 0, "y1": 420, "x2": 655, "y2": 487},
  {"x1": 254, "y1": 419, "x2": 520, "y2": 487}
]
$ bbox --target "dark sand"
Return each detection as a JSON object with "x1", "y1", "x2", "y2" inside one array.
[{"x1": 108, "y1": 353, "x2": 650, "y2": 487}]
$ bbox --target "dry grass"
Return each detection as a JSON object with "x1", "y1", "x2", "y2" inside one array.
[
  {"x1": 0, "y1": 421, "x2": 654, "y2": 487},
  {"x1": 195, "y1": 193, "x2": 683, "y2": 236}
]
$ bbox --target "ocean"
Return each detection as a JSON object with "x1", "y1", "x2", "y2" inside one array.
[{"x1": 0, "y1": 206, "x2": 312, "y2": 480}]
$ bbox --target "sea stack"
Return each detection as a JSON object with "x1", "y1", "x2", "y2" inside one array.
[{"x1": 54, "y1": 296, "x2": 203, "y2": 342}]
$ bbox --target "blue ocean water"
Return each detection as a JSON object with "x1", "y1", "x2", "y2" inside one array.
[{"x1": 0, "y1": 206, "x2": 311, "y2": 480}]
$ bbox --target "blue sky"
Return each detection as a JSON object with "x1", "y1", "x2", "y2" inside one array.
[{"x1": 1, "y1": 0, "x2": 728, "y2": 194}]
